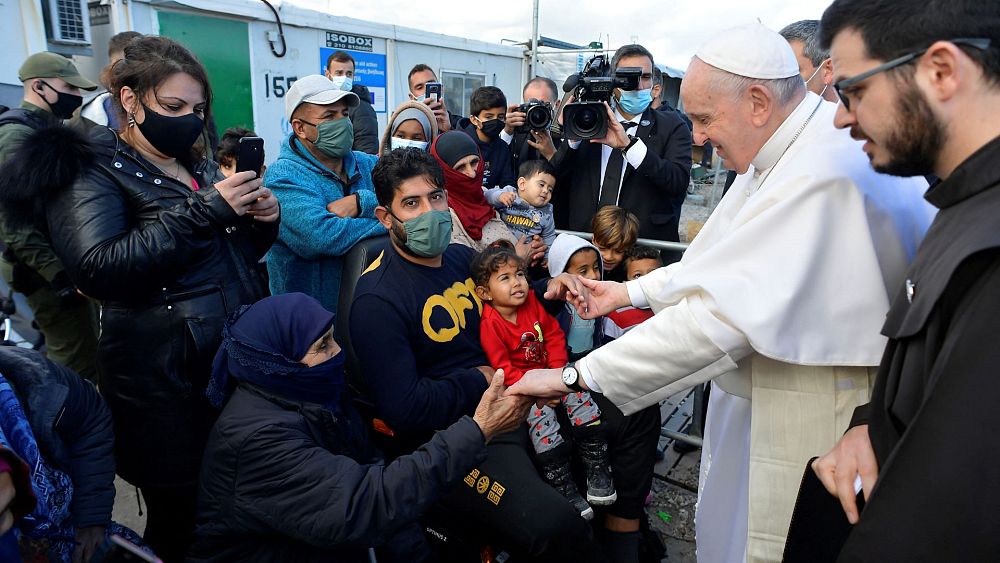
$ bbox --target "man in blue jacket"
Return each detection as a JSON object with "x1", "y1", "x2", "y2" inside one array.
[{"x1": 265, "y1": 75, "x2": 386, "y2": 313}]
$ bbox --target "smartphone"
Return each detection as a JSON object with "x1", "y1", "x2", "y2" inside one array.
[
  {"x1": 235, "y1": 136, "x2": 265, "y2": 176},
  {"x1": 424, "y1": 82, "x2": 442, "y2": 103},
  {"x1": 94, "y1": 535, "x2": 163, "y2": 563}
]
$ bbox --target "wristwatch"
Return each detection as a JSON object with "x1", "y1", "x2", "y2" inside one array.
[
  {"x1": 620, "y1": 134, "x2": 640, "y2": 154},
  {"x1": 562, "y1": 364, "x2": 584, "y2": 392}
]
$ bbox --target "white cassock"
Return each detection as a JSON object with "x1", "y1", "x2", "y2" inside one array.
[{"x1": 576, "y1": 92, "x2": 936, "y2": 562}]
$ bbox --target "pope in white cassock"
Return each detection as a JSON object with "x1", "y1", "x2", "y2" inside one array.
[{"x1": 508, "y1": 23, "x2": 936, "y2": 562}]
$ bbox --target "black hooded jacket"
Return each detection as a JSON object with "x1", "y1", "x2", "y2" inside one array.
[{"x1": 188, "y1": 384, "x2": 486, "y2": 562}]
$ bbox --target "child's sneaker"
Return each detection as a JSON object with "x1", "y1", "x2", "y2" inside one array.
[
  {"x1": 575, "y1": 423, "x2": 618, "y2": 506},
  {"x1": 537, "y1": 444, "x2": 594, "y2": 520}
]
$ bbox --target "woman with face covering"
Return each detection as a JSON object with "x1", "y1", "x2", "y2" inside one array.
[
  {"x1": 378, "y1": 100, "x2": 439, "y2": 157},
  {"x1": 430, "y1": 131, "x2": 546, "y2": 263},
  {"x1": 15, "y1": 36, "x2": 280, "y2": 562},
  {"x1": 191, "y1": 293, "x2": 526, "y2": 563}
]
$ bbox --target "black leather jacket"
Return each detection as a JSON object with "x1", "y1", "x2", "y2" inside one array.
[{"x1": 46, "y1": 126, "x2": 278, "y2": 487}]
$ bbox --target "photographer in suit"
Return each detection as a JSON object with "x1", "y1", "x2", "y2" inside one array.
[
  {"x1": 551, "y1": 45, "x2": 691, "y2": 257},
  {"x1": 501, "y1": 77, "x2": 571, "y2": 226}
]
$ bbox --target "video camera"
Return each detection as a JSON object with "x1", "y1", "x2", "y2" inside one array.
[
  {"x1": 515, "y1": 99, "x2": 553, "y2": 134},
  {"x1": 561, "y1": 54, "x2": 641, "y2": 140}
]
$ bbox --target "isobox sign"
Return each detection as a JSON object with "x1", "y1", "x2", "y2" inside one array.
[{"x1": 325, "y1": 31, "x2": 374, "y2": 53}]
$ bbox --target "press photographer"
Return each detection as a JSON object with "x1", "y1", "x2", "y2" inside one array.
[
  {"x1": 550, "y1": 44, "x2": 692, "y2": 258},
  {"x1": 502, "y1": 77, "x2": 561, "y2": 166}
]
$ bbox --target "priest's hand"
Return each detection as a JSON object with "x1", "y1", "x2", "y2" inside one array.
[
  {"x1": 812, "y1": 425, "x2": 879, "y2": 524},
  {"x1": 576, "y1": 277, "x2": 631, "y2": 319},
  {"x1": 589, "y1": 102, "x2": 630, "y2": 150},
  {"x1": 505, "y1": 368, "x2": 576, "y2": 400},
  {"x1": 544, "y1": 273, "x2": 590, "y2": 312},
  {"x1": 473, "y1": 370, "x2": 533, "y2": 442}
]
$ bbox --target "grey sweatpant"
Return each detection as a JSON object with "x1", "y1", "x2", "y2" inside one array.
[{"x1": 528, "y1": 391, "x2": 602, "y2": 454}]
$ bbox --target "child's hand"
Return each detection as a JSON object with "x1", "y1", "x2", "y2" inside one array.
[{"x1": 499, "y1": 192, "x2": 517, "y2": 207}]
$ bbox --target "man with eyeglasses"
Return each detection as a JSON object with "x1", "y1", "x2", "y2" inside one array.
[
  {"x1": 812, "y1": 1, "x2": 1000, "y2": 559},
  {"x1": 507, "y1": 23, "x2": 935, "y2": 562},
  {"x1": 779, "y1": 20, "x2": 839, "y2": 103}
]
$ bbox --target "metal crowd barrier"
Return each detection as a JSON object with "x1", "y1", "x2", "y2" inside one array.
[{"x1": 552, "y1": 230, "x2": 704, "y2": 449}]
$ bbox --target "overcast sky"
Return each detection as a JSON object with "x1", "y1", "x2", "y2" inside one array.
[{"x1": 289, "y1": 0, "x2": 833, "y2": 70}]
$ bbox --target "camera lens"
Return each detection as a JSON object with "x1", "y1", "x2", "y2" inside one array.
[
  {"x1": 574, "y1": 107, "x2": 599, "y2": 133},
  {"x1": 526, "y1": 106, "x2": 551, "y2": 129}
]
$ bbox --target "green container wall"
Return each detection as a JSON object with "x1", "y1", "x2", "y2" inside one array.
[{"x1": 157, "y1": 11, "x2": 254, "y2": 142}]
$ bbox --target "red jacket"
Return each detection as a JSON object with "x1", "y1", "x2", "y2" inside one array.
[{"x1": 480, "y1": 292, "x2": 568, "y2": 386}]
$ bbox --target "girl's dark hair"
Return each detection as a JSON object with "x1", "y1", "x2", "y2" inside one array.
[
  {"x1": 470, "y1": 240, "x2": 526, "y2": 287},
  {"x1": 102, "y1": 35, "x2": 214, "y2": 162}
]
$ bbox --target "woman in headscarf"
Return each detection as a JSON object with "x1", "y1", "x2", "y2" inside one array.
[
  {"x1": 429, "y1": 131, "x2": 546, "y2": 263},
  {"x1": 191, "y1": 293, "x2": 529, "y2": 563},
  {"x1": 378, "y1": 101, "x2": 439, "y2": 156}
]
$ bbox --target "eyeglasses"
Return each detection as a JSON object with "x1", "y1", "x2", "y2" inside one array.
[{"x1": 834, "y1": 37, "x2": 991, "y2": 111}]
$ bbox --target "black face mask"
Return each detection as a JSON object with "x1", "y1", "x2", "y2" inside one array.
[
  {"x1": 478, "y1": 118, "x2": 504, "y2": 140},
  {"x1": 136, "y1": 102, "x2": 204, "y2": 160},
  {"x1": 37, "y1": 80, "x2": 82, "y2": 120}
]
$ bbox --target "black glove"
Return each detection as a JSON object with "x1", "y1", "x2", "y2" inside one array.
[{"x1": 49, "y1": 271, "x2": 85, "y2": 308}]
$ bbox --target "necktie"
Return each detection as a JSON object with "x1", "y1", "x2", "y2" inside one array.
[{"x1": 599, "y1": 121, "x2": 633, "y2": 207}]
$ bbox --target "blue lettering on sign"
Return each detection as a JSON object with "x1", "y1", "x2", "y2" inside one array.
[{"x1": 320, "y1": 47, "x2": 388, "y2": 113}]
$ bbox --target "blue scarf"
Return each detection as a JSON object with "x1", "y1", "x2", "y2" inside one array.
[
  {"x1": 0, "y1": 374, "x2": 145, "y2": 561},
  {"x1": 207, "y1": 293, "x2": 347, "y2": 413},
  {"x1": 0, "y1": 375, "x2": 75, "y2": 560}
]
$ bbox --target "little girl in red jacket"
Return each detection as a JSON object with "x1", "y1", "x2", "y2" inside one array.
[{"x1": 472, "y1": 240, "x2": 615, "y2": 521}]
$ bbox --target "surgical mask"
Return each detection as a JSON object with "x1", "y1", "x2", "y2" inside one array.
[
  {"x1": 616, "y1": 88, "x2": 652, "y2": 116},
  {"x1": 38, "y1": 80, "x2": 82, "y2": 120},
  {"x1": 391, "y1": 209, "x2": 453, "y2": 257},
  {"x1": 390, "y1": 137, "x2": 428, "y2": 151},
  {"x1": 328, "y1": 75, "x2": 353, "y2": 92},
  {"x1": 413, "y1": 94, "x2": 426, "y2": 103},
  {"x1": 805, "y1": 63, "x2": 830, "y2": 97},
  {"x1": 136, "y1": 102, "x2": 204, "y2": 159},
  {"x1": 300, "y1": 117, "x2": 354, "y2": 159},
  {"x1": 477, "y1": 118, "x2": 505, "y2": 140}
]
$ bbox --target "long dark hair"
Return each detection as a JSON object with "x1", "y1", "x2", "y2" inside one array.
[{"x1": 102, "y1": 35, "x2": 214, "y2": 163}]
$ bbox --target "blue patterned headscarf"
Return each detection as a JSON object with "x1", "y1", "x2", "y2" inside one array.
[
  {"x1": 0, "y1": 374, "x2": 144, "y2": 561},
  {"x1": 0, "y1": 375, "x2": 75, "y2": 559},
  {"x1": 207, "y1": 293, "x2": 347, "y2": 412}
]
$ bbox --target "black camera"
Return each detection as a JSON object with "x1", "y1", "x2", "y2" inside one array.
[
  {"x1": 562, "y1": 55, "x2": 642, "y2": 140},
  {"x1": 516, "y1": 99, "x2": 552, "y2": 133}
]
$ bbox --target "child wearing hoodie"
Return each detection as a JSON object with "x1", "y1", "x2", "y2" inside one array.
[{"x1": 474, "y1": 240, "x2": 616, "y2": 521}]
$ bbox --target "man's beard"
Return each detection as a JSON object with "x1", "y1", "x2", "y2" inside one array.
[
  {"x1": 389, "y1": 217, "x2": 420, "y2": 259},
  {"x1": 873, "y1": 81, "x2": 945, "y2": 177}
]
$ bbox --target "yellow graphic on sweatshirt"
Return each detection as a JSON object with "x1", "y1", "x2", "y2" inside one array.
[{"x1": 422, "y1": 278, "x2": 483, "y2": 343}]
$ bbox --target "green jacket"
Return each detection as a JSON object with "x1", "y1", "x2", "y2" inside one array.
[{"x1": 0, "y1": 101, "x2": 65, "y2": 287}]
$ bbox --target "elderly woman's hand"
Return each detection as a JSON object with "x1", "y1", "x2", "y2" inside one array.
[{"x1": 473, "y1": 370, "x2": 532, "y2": 442}]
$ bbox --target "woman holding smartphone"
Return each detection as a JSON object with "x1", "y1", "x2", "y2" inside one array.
[{"x1": 24, "y1": 36, "x2": 279, "y2": 562}]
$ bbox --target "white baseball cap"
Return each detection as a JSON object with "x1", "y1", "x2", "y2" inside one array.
[{"x1": 285, "y1": 74, "x2": 359, "y2": 121}]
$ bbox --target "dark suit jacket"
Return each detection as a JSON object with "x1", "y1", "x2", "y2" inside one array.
[{"x1": 550, "y1": 106, "x2": 692, "y2": 243}]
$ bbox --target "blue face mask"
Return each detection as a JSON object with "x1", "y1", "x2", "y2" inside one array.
[
  {"x1": 329, "y1": 75, "x2": 353, "y2": 92},
  {"x1": 617, "y1": 88, "x2": 653, "y2": 116}
]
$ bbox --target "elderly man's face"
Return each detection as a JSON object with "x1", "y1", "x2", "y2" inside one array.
[
  {"x1": 830, "y1": 29, "x2": 942, "y2": 176},
  {"x1": 680, "y1": 59, "x2": 760, "y2": 174}
]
